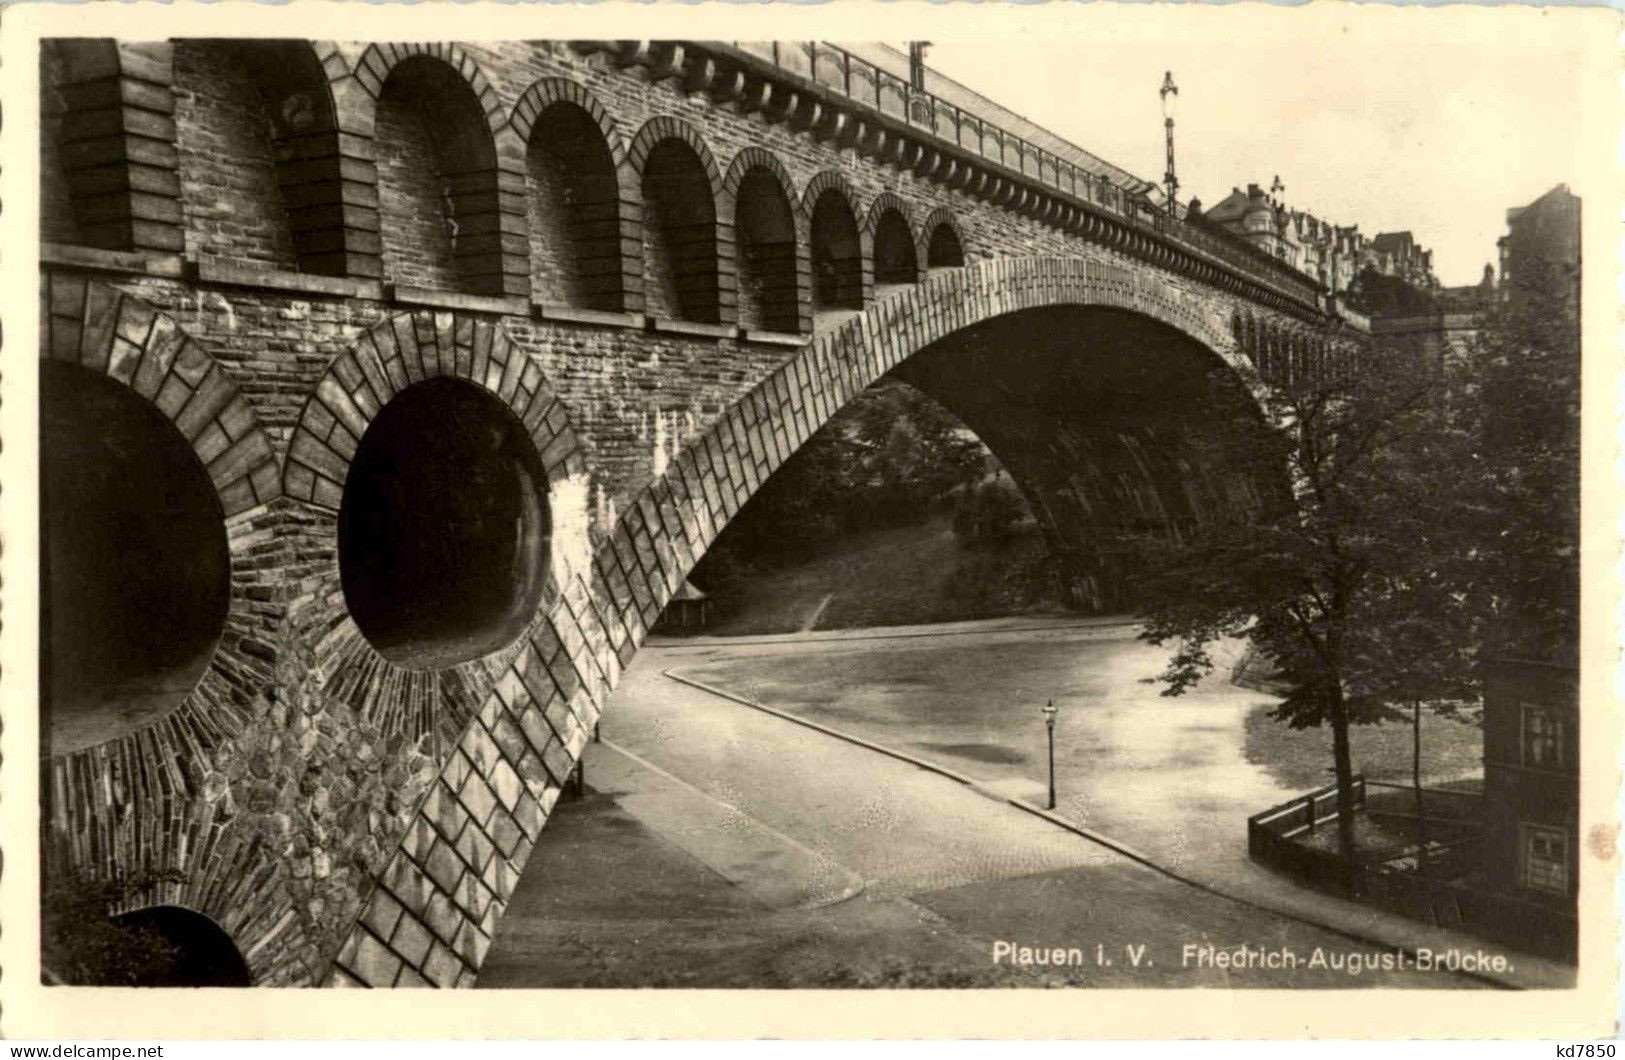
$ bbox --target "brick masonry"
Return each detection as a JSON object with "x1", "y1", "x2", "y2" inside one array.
[
  {"x1": 171, "y1": 41, "x2": 301, "y2": 272},
  {"x1": 37, "y1": 38, "x2": 1352, "y2": 987}
]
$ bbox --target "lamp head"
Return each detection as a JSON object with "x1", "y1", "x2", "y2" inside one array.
[{"x1": 1160, "y1": 70, "x2": 1178, "y2": 122}]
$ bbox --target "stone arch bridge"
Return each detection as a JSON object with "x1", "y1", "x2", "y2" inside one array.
[{"x1": 37, "y1": 38, "x2": 1361, "y2": 986}]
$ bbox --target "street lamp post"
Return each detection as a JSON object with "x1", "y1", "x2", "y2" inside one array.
[
  {"x1": 1160, "y1": 71, "x2": 1179, "y2": 215},
  {"x1": 908, "y1": 41, "x2": 932, "y2": 91},
  {"x1": 1042, "y1": 699, "x2": 1059, "y2": 810}
]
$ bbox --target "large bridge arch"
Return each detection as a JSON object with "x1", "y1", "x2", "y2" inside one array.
[
  {"x1": 607, "y1": 255, "x2": 1266, "y2": 619},
  {"x1": 318, "y1": 256, "x2": 1284, "y2": 988},
  {"x1": 885, "y1": 304, "x2": 1267, "y2": 609}
]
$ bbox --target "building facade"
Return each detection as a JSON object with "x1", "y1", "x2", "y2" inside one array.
[
  {"x1": 1471, "y1": 181, "x2": 1582, "y2": 964},
  {"x1": 1478, "y1": 658, "x2": 1579, "y2": 961},
  {"x1": 1499, "y1": 183, "x2": 1581, "y2": 300}
]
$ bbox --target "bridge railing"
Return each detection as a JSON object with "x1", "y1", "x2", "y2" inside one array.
[{"x1": 722, "y1": 41, "x2": 1325, "y2": 311}]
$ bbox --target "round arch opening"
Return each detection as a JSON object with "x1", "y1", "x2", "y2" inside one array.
[
  {"x1": 41, "y1": 361, "x2": 231, "y2": 757},
  {"x1": 810, "y1": 190, "x2": 863, "y2": 314},
  {"x1": 872, "y1": 210, "x2": 919, "y2": 288},
  {"x1": 926, "y1": 223, "x2": 965, "y2": 269},
  {"x1": 112, "y1": 906, "x2": 252, "y2": 987},
  {"x1": 338, "y1": 377, "x2": 551, "y2": 670},
  {"x1": 734, "y1": 168, "x2": 800, "y2": 333}
]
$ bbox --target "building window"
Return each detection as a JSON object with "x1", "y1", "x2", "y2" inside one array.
[
  {"x1": 1520, "y1": 703, "x2": 1566, "y2": 769},
  {"x1": 1520, "y1": 823, "x2": 1569, "y2": 894}
]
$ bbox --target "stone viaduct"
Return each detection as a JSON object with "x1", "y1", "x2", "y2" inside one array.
[{"x1": 37, "y1": 38, "x2": 1359, "y2": 986}]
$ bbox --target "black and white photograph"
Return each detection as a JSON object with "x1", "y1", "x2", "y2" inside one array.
[{"x1": 4, "y1": 0, "x2": 1617, "y2": 1040}]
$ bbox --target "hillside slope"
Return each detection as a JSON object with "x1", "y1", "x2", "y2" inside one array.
[{"x1": 691, "y1": 514, "x2": 1067, "y2": 636}]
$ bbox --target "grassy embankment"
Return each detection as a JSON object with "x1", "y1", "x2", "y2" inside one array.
[{"x1": 1242, "y1": 705, "x2": 1483, "y2": 792}]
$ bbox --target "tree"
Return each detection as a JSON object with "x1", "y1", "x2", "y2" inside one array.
[
  {"x1": 1346, "y1": 267, "x2": 1437, "y2": 317},
  {"x1": 1376, "y1": 255, "x2": 1580, "y2": 868},
  {"x1": 1124, "y1": 341, "x2": 1472, "y2": 864},
  {"x1": 953, "y1": 475, "x2": 1030, "y2": 543},
  {"x1": 1449, "y1": 257, "x2": 1581, "y2": 664},
  {"x1": 844, "y1": 380, "x2": 986, "y2": 522},
  {"x1": 1342, "y1": 533, "x2": 1479, "y2": 868}
]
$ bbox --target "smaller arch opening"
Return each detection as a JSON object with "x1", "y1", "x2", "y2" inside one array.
[
  {"x1": 174, "y1": 40, "x2": 339, "y2": 272},
  {"x1": 810, "y1": 190, "x2": 863, "y2": 320},
  {"x1": 926, "y1": 223, "x2": 965, "y2": 270},
  {"x1": 527, "y1": 101, "x2": 623, "y2": 311},
  {"x1": 734, "y1": 168, "x2": 800, "y2": 334},
  {"x1": 375, "y1": 55, "x2": 501, "y2": 294},
  {"x1": 220, "y1": 40, "x2": 355, "y2": 277},
  {"x1": 112, "y1": 907, "x2": 252, "y2": 987},
  {"x1": 42, "y1": 362, "x2": 231, "y2": 757},
  {"x1": 641, "y1": 139, "x2": 720, "y2": 323},
  {"x1": 338, "y1": 378, "x2": 551, "y2": 669},
  {"x1": 872, "y1": 210, "x2": 919, "y2": 293}
]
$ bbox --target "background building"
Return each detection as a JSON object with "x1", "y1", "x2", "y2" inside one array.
[
  {"x1": 1368, "y1": 265, "x2": 1496, "y2": 363},
  {"x1": 1378, "y1": 184, "x2": 1583, "y2": 366},
  {"x1": 1190, "y1": 181, "x2": 1600, "y2": 364},
  {"x1": 1192, "y1": 181, "x2": 1439, "y2": 308},
  {"x1": 1499, "y1": 183, "x2": 1581, "y2": 301}
]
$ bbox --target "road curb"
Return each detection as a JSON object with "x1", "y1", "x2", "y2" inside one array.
[
  {"x1": 662, "y1": 667, "x2": 1528, "y2": 991},
  {"x1": 649, "y1": 617, "x2": 1139, "y2": 651}
]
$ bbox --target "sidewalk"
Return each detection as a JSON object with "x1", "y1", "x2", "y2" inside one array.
[
  {"x1": 476, "y1": 738, "x2": 1044, "y2": 988},
  {"x1": 590, "y1": 738, "x2": 866, "y2": 910}
]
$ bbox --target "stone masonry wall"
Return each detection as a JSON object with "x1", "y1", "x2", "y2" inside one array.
[{"x1": 39, "y1": 46, "x2": 81, "y2": 246}]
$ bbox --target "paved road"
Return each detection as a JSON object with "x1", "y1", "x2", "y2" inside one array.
[
  {"x1": 670, "y1": 617, "x2": 1284, "y2": 879},
  {"x1": 610, "y1": 654, "x2": 1117, "y2": 901},
  {"x1": 663, "y1": 618, "x2": 1574, "y2": 989},
  {"x1": 482, "y1": 641, "x2": 1498, "y2": 988}
]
